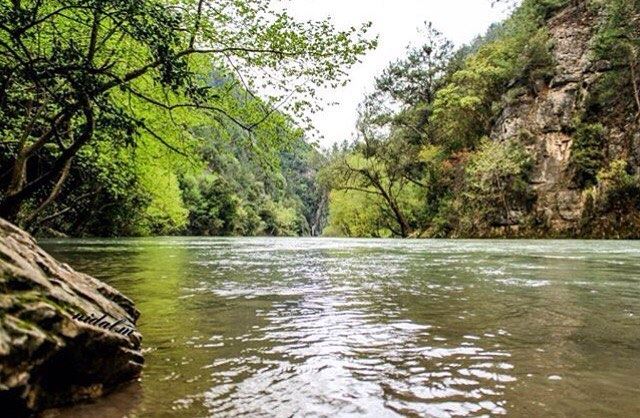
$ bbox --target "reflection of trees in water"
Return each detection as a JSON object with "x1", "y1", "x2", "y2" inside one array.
[
  {"x1": 47, "y1": 239, "x2": 215, "y2": 417},
  {"x1": 124, "y1": 239, "x2": 220, "y2": 417}
]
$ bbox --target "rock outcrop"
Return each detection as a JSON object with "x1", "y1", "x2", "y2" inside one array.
[
  {"x1": 0, "y1": 218, "x2": 143, "y2": 415},
  {"x1": 491, "y1": 3, "x2": 601, "y2": 231},
  {"x1": 486, "y1": 0, "x2": 640, "y2": 237}
]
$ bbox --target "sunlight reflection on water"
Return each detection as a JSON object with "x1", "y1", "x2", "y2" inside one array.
[{"x1": 42, "y1": 238, "x2": 640, "y2": 417}]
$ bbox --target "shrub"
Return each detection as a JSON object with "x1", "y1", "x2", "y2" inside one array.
[
  {"x1": 581, "y1": 160, "x2": 640, "y2": 238},
  {"x1": 569, "y1": 123, "x2": 606, "y2": 188},
  {"x1": 463, "y1": 138, "x2": 533, "y2": 228},
  {"x1": 594, "y1": 159, "x2": 640, "y2": 205},
  {"x1": 519, "y1": 29, "x2": 556, "y2": 88}
]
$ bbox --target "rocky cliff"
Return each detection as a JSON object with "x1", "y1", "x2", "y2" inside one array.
[
  {"x1": 0, "y1": 219, "x2": 143, "y2": 415},
  {"x1": 491, "y1": 1, "x2": 640, "y2": 237}
]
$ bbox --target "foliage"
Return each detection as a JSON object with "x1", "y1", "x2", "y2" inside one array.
[
  {"x1": 324, "y1": 2, "x2": 556, "y2": 238},
  {"x1": 519, "y1": 29, "x2": 555, "y2": 89},
  {"x1": 5, "y1": 0, "x2": 637, "y2": 239},
  {"x1": 22, "y1": 137, "x2": 192, "y2": 236},
  {"x1": 431, "y1": 37, "x2": 520, "y2": 150},
  {"x1": 180, "y1": 173, "x2": 238, "y2": 236},
  {"x1": 526, "y1": 0, "x2": 571, "y2": 19},
  {"x1": 321, "y1": 22, "x2": 458, "y2": 238},
  {"x1": 431, "y1": 0, "x2": 558, "y2": 151},
  {"x1": 280, "y1": 143, "x2": 329, "y2": 235},
  {"x1": 374, "y1": 23, "x2": 454, "y2": 108},
  {"x1": 0, "y1": 0, "x2": 375, "y2": 232},
  {"x1": 591, "y1": 0, "x2": 640, "y2": 117},
  {"x1": 581, "y1": 160, "x2": 640, "y2": 238},
  {"x1": 569, "y1": 123, "x2": 606, "y2": 188},
  {"x1": 323, "y1": 189, "x2": 389, "y2": 238},
  {"x1": 140, "y1": 168, "x2": 189, "y2": 236},
  {"x1": 179, "y1": 129, "x2": 324, "y2": 237},
  {"x1": 463, "y1": 138, "x2": 532, "y2": 228},
  {"x1": 321, "y1": 135, "x2": 426, "y2": 238}
]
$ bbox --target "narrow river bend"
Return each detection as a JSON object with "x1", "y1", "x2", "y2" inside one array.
[{"x1": 42, "y1": 238, "x2": 640, "y2": 417}]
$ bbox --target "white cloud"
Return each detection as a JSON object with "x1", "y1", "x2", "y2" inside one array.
[{"x1": 281, "y1": 0, "x2": 512, "y2": 147}]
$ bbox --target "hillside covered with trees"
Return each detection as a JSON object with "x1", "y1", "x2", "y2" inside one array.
[
  {"x1": 0, "y1": 0, "x2": 372, "y2": 237},
  {"x1": 322, "y1": 0, "x2": 640, "y2": 238},
  {"x1": 1, "y1": 0, "x2": 639, "y2": 239}
]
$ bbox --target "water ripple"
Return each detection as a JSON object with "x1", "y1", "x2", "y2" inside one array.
[{"x1": 40, "y1": 237, "x2": 640, "y2": 418}]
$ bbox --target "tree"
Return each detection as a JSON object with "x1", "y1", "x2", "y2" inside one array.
[
  {"x1": 569, "y1": 123, "x2": 606, "y2": 188},
  {"x1": 593, "y1": 0, "x2": 640, "y2": 117},
  {"x1": 322, "y1": 23, "x2": 456, "y2": 237},
  {"x1": 323, "y1": 103, "x2": 423, "y2": 238},
  {"x1": 0, "y1": 0, "x2": 375, "y2": 222},
  {"x1": 374, "y1": 22, "x2": 454, "y2": 108}
]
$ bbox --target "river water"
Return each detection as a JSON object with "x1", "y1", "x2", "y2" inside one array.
[{"x1": 41, "y1": 238, "x2": 640, "y2": 417}]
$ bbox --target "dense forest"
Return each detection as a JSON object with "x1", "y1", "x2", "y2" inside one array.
[
  {"x1": 0, "y1": 0, "x2": 372, "y2": 237},
  {"x1": 1, "y1": 0, "x2": 639, "y2": 238}
]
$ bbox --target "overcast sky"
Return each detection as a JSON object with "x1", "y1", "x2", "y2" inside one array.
[{"x1": 283, "y1": 0, "x2": 513, "y2": 147}]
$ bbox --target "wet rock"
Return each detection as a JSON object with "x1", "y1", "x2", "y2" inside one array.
[{"x1": 0, "y1": 219, "x2": 143, "y2": 416}]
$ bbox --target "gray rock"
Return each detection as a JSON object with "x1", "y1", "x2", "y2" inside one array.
[
  {"x1": 490, "y1": 3, "x2": 598, "y2": 232},
  {"x1": 590, "y1": 60, "x2": 612, "y2": 73},
  {"x1": 0, "y1": 219, "x2": 143, "y2": 415}
]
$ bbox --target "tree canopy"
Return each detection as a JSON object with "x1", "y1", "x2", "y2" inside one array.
[{"x1": 0, "y1": 0, "x2": 375, "y2": 234}]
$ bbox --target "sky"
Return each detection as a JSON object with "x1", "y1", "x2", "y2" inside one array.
[{"x1": 283, "y1": 0, "x2": 513, "y2": 147}]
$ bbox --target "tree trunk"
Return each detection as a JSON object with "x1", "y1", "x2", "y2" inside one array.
[
  {"x1": 372, "y1": 181, "x2": 411, "y2": 238},
  {"x1": 389, "y1": 199, "x2": 411, "y2": 238},
  {"x1": 0, "y1": 104, "x2": 93, "y2": 221},
  {"x1": 24, "y1": 158, "x2": 73, "y2": 225},
  {"x1": 378, "y1": 189, "x2": 410, "y2": 238},
  {"x1": 2, "y1": 109, "x2": 74, "y2": 194}
]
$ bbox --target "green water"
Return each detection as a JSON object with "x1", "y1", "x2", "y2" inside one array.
[{"x1": 41, "y1": 238, "x2": 640, "y2": 417}]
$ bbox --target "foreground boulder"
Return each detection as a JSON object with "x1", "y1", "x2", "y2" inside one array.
[{"x1": 0, "y1": 218, "x2": 143, "y2": 415}]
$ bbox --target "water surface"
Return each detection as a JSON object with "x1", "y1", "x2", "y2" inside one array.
[{"x1": 42, "y1": 238, "x2": 640, "y2": 417}]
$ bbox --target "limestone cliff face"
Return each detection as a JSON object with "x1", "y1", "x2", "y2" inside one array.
[
  {"x1": 491, "y1": 3, "x2": 599, "y2": 231},
  {"x1": 0, "y1": 219, "x2": 143, "y2": 415},
  {"x1": 491, "y1": 3, "x2": 638, "y2": 235}
]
